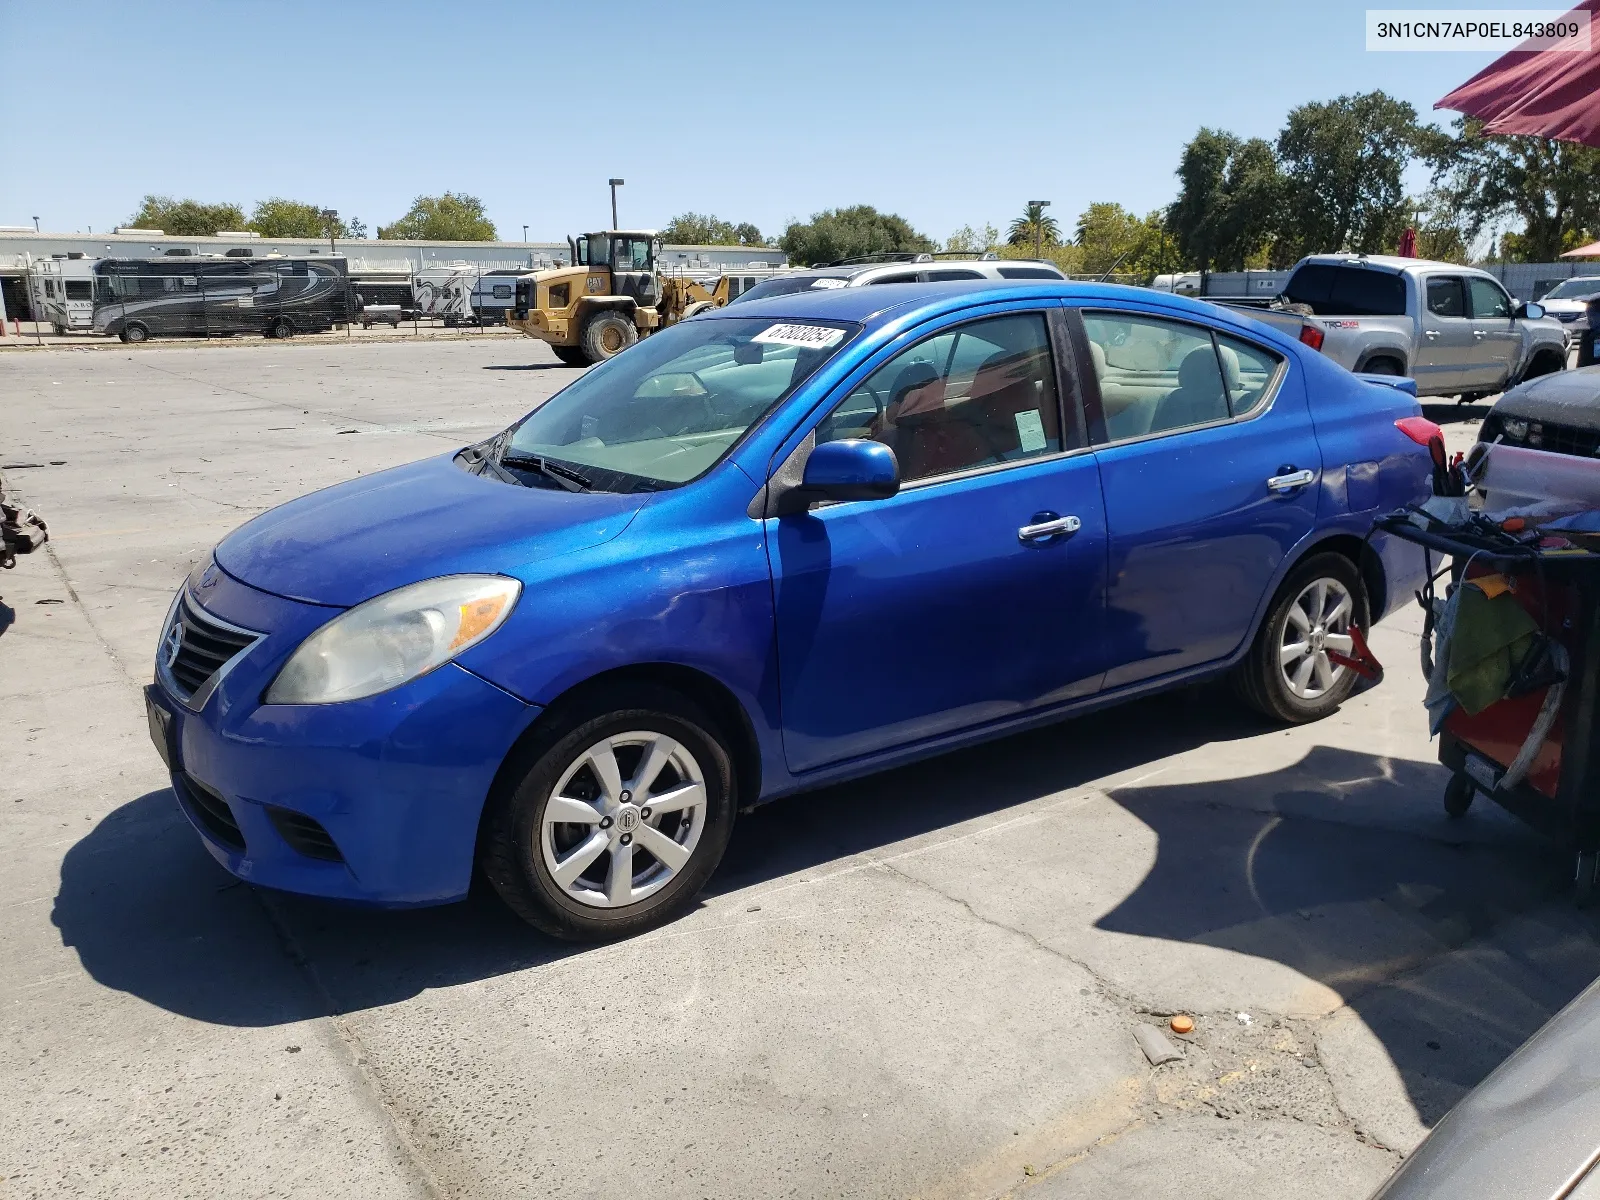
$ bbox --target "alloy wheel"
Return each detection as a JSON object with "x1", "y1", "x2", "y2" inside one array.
[
  {"x1": 1279, "y1": 577, "x2": 1355, "y2": 700},
  {"x1": 540, "y1": 731, "x2": 707, "y2": 909}
]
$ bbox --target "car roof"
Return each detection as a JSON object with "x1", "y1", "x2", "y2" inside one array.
[
  {"x1": 1296, "y1": 253, "x2": 1496, "y2": 278},
  {"x1": 702, "y1": 278, "x2": 1270, "y2": 332}
]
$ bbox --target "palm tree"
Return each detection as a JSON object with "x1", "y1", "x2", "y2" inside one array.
[{"x1": 1007, "y1": 202, "x2": 1061, "y2": 248}]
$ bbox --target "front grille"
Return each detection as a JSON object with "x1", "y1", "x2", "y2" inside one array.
[
  {"x1": 160, "y1": 591, "x2": 261, "y2": 705},
  {"x1": 265, "y1": 807, "x2": 344, "y2": 862},
  {"x1": 175, "y1": 772, "x2": 246, "y2": 852},
  {"x1": 1484, "y1": 415, "x2": 1600, "y2": 459}
]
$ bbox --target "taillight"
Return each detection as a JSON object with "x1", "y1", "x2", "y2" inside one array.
[
  {"x1": 1298, "y1": 324, "x2": 1325, "y2": 352},
  {"x1": 1394, "y1": 416, "x2": 1443, "y2": 446}
]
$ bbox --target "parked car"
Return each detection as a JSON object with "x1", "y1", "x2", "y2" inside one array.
[
  {"x1": 727, "y1": 255, "x2": 1065, "y2": 307},
  {"x1": 1477, "y1": 364, "x2": 1600, "y2": 457},
  {"x1": 1538, "y1": 275, "x2": 1600, "y2": 333},
  {"x1": 359, "y1": 304, "x2": 404, "y2": 329},
  {"x1": 144, "y1": 282, "x2": 1432, "y2": 939},
  {"x1": 1368, "y1": 973, "x2": 1600, "y2": 1199},
  {"x1": 1214, "y1": 255, "x2": 1569, "y2": 401}
]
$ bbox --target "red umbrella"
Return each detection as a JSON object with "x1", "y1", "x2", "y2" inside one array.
[
  {"x1": 1396, "y1": 228, "x2": 1418, "y2": 257},
  {"x1": 1436, "y1": 0, "x2": 1600, "y2": 147}
]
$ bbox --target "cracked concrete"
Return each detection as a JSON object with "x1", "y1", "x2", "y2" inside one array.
[{"x1": 3, "y1": 342, "x2": 1597, "y2": 1199}]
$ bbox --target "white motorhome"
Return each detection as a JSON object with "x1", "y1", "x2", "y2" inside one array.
[{"x1": 27, "y1": 254, "x2": 98, "y2": 333}]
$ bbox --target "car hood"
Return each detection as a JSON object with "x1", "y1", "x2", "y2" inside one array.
[
  {"x1": 215, "y1": 453, "x2": 647, "y2": 607},
  {"x1": 1493, "y1": 366, "x2": 1600, "y2": 431}
]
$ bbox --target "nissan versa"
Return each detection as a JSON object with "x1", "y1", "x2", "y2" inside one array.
[{"x1": 145, "y1": 282, "x2": 1432, "y2": 939}]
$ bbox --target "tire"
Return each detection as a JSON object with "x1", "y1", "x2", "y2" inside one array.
[
  {"x1": 122, "y1": 322, "x2": 149, "y2": 344},
  {"x1": 552, "y1": 344, "x2": 589, "y2": 366},
  {"x1": 1361, "y1": 357, "x2": 1403, "y2": 376},
  {"x1": 479, "y1": 684, "x2": 737, "y2": 940},
  {"x1": 268, "y1": 318, "x2": 294, "y2": 340},
  {"x1": 580, "y1": 311, "x2": 637, "y2": 363},
  {"x1": 1443, "y1": 773, "x2": 1475, "y2": 819},
  {"x1": 1233, "y1": 552, "x2": 1370, "y2": 724},
  {"x1": 681, "y1": 300, "x2": 716, "y2": 319},
  {"x1": 1520, "y1": 352, "x2": 1566, "y2": 382}
]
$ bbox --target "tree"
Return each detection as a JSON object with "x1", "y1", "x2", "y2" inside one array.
[
  {"x1": 1007, "y1": 202, "x2": 1061, "y2": 248},
  {"x1": 1165, "y1": 130, "x2": 1282, "y2": 271},
  {"x1": 1274, "y1": 91, "x2": 1422, "y2": 259},
  {"x1": 248, "y1": 198, "x2": 354, "y2": 239},
  {"x1": 660, "y1": 212, "x2": 766, "y2": 245},
  {"x1": 778, "y1": 205, "x2": 935, "y2": 266},
  {"x1": 944, "y1": 223, "x2": 1000, "y2": 254},
  {"x1": 124, "y1": 195, "x2": 246, "y2": 236},
  {"x1": 1427, "y1": 118, "x2": 1600, "y2": 262},
  {"x1": 1074, "y1": 203, "x2": 1170, "y2": 279},
  {"x1": 378, "y1": 193, "x2": 496, "y2": 240}
]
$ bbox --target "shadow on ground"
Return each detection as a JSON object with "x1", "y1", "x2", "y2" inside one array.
[
  {"x1": 53, "y1": 681, "x2": 1600, "y2": 1127},
  {"x1": 480, "y1": 363, "x2": 580, "y2": 372},
  {"x1": 1421, "y1": 400, "x2": 1490, "y2": 426},
  {"x1": 1097, "y1": 746, "x2": 1600, "y2": 1130}
]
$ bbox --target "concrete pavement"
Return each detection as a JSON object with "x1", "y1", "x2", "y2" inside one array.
[{"x1": 2, "y1": 340, "x2": 1596, "y2": 1199}]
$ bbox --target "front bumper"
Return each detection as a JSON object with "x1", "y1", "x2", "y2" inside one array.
[{"x1": 146, "y1": 567, "x2": 540, "y2": 906}]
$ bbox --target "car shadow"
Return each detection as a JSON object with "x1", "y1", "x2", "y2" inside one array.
[
  {"x1": 1096, "y1": 745, "x2": 1600, "y2": 1130},
  {"x1": 0, "y1": 598, "x2": 14, "y2": 638},
  {"x1": 1422, "y1": 399, "x2": 1491, "y2": 426},
  {"x1": 53, "y1": 680, "x2": 1599, "y2": 1133}
]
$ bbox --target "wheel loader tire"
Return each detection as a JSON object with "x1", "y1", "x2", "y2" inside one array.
[
  {"x1": 552, "y1": 344, "x2": 589, "y2": 366},
  {"x1": 581, "y1": 311, "x2": 637, "y2": 363},
  {"x1": 682, "y1": 300, "x2": 715, "y2": 319}
]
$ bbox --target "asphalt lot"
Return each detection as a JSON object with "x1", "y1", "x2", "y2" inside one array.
[{"x1": 2, "y1": 337, "x2": 1597, "y2": 1200}]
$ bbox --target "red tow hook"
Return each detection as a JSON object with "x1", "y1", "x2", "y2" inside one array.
[{"x1": 1326, "y1": 624, "x2": 1383, "y2": 687}]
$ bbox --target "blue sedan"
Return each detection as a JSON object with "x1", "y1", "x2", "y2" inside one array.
[{"x1": 144, "y1": 282, "x2": 1433, "y2": 938}]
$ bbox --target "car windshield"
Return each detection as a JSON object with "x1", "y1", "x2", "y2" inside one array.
[
  {"x1": 504, "y1": 316, "x2": 858, "y2": 489},
  {"x1": 1543, "y1": 278, "x2": 1600, "y2": 300},
  {"x1": 727, "y1": 274, "x2": 853, "y2": 305}
]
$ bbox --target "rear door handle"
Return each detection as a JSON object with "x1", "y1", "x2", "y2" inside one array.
[
  {"x1": 1473, "y1": 329, "x2": 1487, "y2": 338},
  {"x1": 1424, "y1": 330, "x2": 1440, "y2": 340},
  {"x1": 1018, "y1": 514, "x2": 1081, "y2": 543},
  {"x1": 1267, "y1": 468, "x2": 1315, "y2": 493}
]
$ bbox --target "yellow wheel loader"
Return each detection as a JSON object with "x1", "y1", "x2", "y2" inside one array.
[{"x1": 506, "y1": 230, "x2": 723, "y2": 365}]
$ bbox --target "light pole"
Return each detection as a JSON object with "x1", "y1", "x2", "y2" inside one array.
[
  {"x1": 522, "y1": 224, "x2": 529, "y2": 242},
  {"x1": 608, "y1": 179, "x2": 624, "y2": 229},
  {"x1": 320, "y1": 209, "x2": 339, "y2": 257},
  {"x1": 1027, "y1": 200, "x2": 1050, "y2": 263},
  {"x1": 31, "y1": 216, "x2": 39, "y2": 232}
]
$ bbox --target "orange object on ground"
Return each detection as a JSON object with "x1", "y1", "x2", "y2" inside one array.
[{"x1": 1169, "y1": 1015, "x2": 1195, "y2": 1035}]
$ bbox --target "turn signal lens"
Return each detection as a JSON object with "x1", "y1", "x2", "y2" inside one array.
[{"x1": 451, "y1": 594, "x2": 511, "y2": 650}]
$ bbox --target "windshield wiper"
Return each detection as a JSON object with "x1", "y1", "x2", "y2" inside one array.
[{"x1": 498, "y1": 453, "x2": 593, "y2": 492}]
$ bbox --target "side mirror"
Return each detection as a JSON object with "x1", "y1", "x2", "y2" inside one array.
[
  {"x1": 798, "y1": 439, "x2": 899, "y2": 504},
  {"x1": 1517, "y1": 301, "x2": 1546, "y2": 320}
]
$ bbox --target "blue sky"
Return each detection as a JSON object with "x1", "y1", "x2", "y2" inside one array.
[{"x1": 0, "y1": 0, "x2": 1514, "y2": 244}]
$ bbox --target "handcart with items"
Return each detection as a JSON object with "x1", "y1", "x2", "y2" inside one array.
[{"x1": 1372, "y1": 430, "x2": 1600, "y2": 902}]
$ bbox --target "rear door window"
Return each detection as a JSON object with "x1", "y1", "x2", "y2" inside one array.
[
  {"x1": 926, "y1": 269, "x2": 983, "y2": 281},
  {"x1": 1426, "y1": 277, "x2": 1466, "y2": 318},
  {"x1": 868, "y1": 272, "x2": 921, "y2": 284}
]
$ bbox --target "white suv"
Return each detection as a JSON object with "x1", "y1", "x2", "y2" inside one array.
[{"x1": 726, "y1": 254, "x2": 1065, "y2": 306}]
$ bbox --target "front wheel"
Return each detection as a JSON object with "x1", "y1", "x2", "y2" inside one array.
[
  {"x1": 580, "y1": 311, "x2": 637, "y2": 363},
  {"x1": 480, "y1": 686, "x2": 737, "y2": 940},
  {"x1": 268, "y1": 318, "x2": 294, "y2": 339},
  {"x1": 121, "y1": 322, "x2": 149, "y2": 344},
  {"x1": 1233, "y1": 553, "x2": 1369, "y2": 723},
  {"x1": 552, "y1": 344, "x2": 590, "y2": 366}
]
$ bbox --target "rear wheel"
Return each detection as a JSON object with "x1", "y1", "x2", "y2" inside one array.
[
  {"x1": 1233, "y1": 553, "x2": 1369, "y2": 724},
  {"x1": 552, "y1": 344, "x2": 589, "y2": 366},
  {"x1": 480, "y1": 685, "x2": 737, "y2": 940},
  {"x1": 581, "y1": 311, "x2": 637, "y2": 363},
  {"x1": 268, "y1": 318, "x2": 294, "y2": 339},
  {"x1": 1362, "y1": 357, "x2": 1403, "y2": 376},
  {"x1": 121, "y1": 322, "x2": 149, "y2": 344}
]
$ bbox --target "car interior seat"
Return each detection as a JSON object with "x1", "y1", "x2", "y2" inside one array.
[{"x1": 1152, "y1": 345, "x2": 1232, "y2": 433}]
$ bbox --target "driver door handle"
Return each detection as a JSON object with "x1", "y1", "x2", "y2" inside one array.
[
  {"x1": 1018, "y1": 514, "x2": 1081, "y2": 543},
  {"x1": 1267, "y1": 468, "x2": 1315, "y2": 493},
  {"x1": 1424, "y1": 329, "x2": 1440, "y2": 340},
  {"x1": 1473, "y1": 329, "x2": 1488, "y2": 338}
]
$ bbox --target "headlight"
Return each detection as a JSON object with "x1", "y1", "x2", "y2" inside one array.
[
  {"x1": 265, "y1": 575, "x2": 521, "y2": 704},
  {"x1": 1500, "y1": 417, "x2": 1529, "y2": 441}
]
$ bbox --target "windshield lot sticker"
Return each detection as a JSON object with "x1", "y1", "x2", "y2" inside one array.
[
  {"x1": 1014, "y1": 409, "x2": 1047, "y2": 452},
  {"x1": 810, "y1": 277, "x2": 847, "y2": 289},
  {"x1": 753, "y1": 323, "x2": 846, "y2": 349}
]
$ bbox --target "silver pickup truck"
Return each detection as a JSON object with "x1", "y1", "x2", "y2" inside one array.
[{"x1": 1216, "y1": 254, "x2": 1569, "y2": 401}]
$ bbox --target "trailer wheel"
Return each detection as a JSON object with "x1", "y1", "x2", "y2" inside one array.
[
  {"x1": 1443, "y1": 773, "x2": 1475, "y2": 819},
  {"x1": 121, "y1": 322, "x2": 149, "y2": 344},
  {"x1": 268, "y1": 318, "x2": 294, "y2": 340},
  {"x1": 552, "y1": 345, "x2": 589, "y2": 366},
  {"x1": 581, "y1": 311, "x2": 637, "y2": 363}
]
